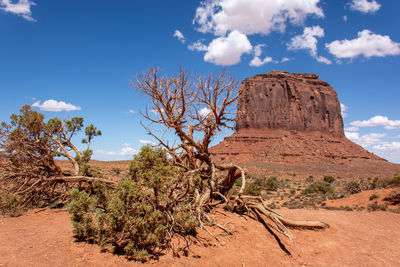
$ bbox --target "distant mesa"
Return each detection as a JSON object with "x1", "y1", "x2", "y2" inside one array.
[
  {"x1": 211, "y1": 71, "x2": 395, "y2": 173},
  {"x1": 236, "y1": 70, "x2": 343, "y2": 137}
]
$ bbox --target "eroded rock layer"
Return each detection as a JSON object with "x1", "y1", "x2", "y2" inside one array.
[
  {"x1": 236, "y1": 70, "x2": 344, "y2": 137},
  {"x1": 211, "y1": 71, "x2": 390, "y2": 167}
]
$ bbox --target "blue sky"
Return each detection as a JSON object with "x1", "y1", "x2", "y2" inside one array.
[{"x1": 1, "y1": 0, "x2": 400, "y2": 163}]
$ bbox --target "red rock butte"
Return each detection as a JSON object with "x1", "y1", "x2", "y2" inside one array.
[{"x1": 211, "y1": 71, "x2": 400, "y2": 177}]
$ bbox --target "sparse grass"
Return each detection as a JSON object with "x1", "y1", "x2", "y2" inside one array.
[{"x1": 0, "y1": 190, "x2": 23, "y2": 217}]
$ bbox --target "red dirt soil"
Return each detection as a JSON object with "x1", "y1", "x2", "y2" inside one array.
[{"x1": 1, "y1": 208, "x2": 399, "y2": 266}]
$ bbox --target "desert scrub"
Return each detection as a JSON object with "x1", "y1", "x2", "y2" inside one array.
[
  {"x1": 243, "y1": 181, "x2": 262, "y2": 196},
  {"x1": 0, "y1": 190, "x2": 22, "y2": 217},
  {"x1": 68, "y1": 146, "x2": 198, "y2": 260},
  {"x1": 303, "y1": 181, "x2": 334, "y2": 195},
  {"x1": 369, "y1": 193, "x2": 379, "y2": 201},
  {"x1": 323, "y1": 176, "x2": 335, "y2": 184},
  {"x1": 345, "y1": 181, "x2": 362, "y2": 194},
  {"x1": 264, "y1": 176, "x2": 280, "y2": 191},
  {"x1": 367, "y1": 201, "x2": 387, "y2": 212},
  {"x1": 369, "y1": 176, "x2": 400, "y2": 189},
  {"x1": 383, "y1": 191, "x2": 400, "y2": 205}
]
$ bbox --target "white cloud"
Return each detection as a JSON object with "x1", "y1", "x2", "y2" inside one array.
[
  {"x1": 173, "y1": 29, "x2": 185, "y2": 43},
  {"x1": 349, "y1": 0, "x2": 380, "y2": 14},
  {"x1": 198, "y1": 107, "x2": 211, "y2": 118},
  {"x1": 344, "y1": 126, "x2": 359, "y2": 132},
  {"x1": 94, "y1": 146, "x2": 138, "y2": 161},
  {"x1": 150, "y1": 108, "x2": 164, "y2": 116},
  {"x1": 249, "y1": 44, "x2": 278, "y2": 67},
  {"x1": 32, "y1": 99, "x2": 81, "y2": 112},
  {"x1": 128, "y1": 109, "x2": 136, "y2": 114},
  {"x1": 350, "y1": 115, "x2": 400, "y2": 130},
  {"x1": 250, "y1": 56, "x2": 276, "y2": 67},
  {"x1": 343, "y1": 15, "x2": 348, "y2": 22},
  {"x1": 326, "y1": 30, "x2": 400, "y2": 59},
  {"x1": 287, "y1": 26, "x2": 332, "y2": 64},
  {"x1": 139, "y1": 140, "x2": 156, "y2": 145},
  {"x1": 204, "y1": 30, "x2": 252, "y2": 66},
  {"x1": 193, "y1": 0, "x2": 324, "y2": 36},
  {"x1": 341, "y1": 103, "x2": 348, "y2": 118},
  {"x1": 345, "y1": 132, "x2": 386, "y2": 147},
  {"x1": 373, "y1": 142, "x2": 400, "y2": 151},
  {"x1": 281, "y1": 57, "x2": 291, "y2": 62},
  {"x1": 0, "y1": 0, "x2": 35, "y2": 21},
  {"x1": 123, "y1": 143, "x2": 130, "y2": 147},
  {"x1": 188, "y1": 40, "x2": 208, "y2": 51}
]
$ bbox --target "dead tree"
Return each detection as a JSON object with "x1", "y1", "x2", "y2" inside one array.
[{"x1": 132, "y1": 67, "x2": 328, "y2": 244}]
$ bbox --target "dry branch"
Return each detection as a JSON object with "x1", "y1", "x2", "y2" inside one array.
[{"x1": 132, "y1": 66, "x2": 328, "y2": 246}]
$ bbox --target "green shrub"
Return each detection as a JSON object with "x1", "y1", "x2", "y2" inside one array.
[
  {"x1": 306, "y1": 176, "x2": 314, "y2": 183},
  {"x1": 345, "y1": 181, "x2": 362, "y2": 194},
  {"x1": 323, "y1": 176, "x2": 335, "y2": 184},
  {"x1": 243, "y1": 182, "x2": 262, "y2": 196},
  {"x1": 303, "y1": 181, "x2": 334, "y2": 195},
  {"x1": 67, "y1": 189, "x2": 96, "y2": 240},
  {"x1": 264, "y1": 176, "x2": 280, "y2": 191},
  {"x1": 0, "y1": 190, "x2": 22, "y2": 217},
  {"x1": 68, "y1": 145, "x2": 198, "y2": 260}
]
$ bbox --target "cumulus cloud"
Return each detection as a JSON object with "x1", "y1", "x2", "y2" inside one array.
[
  {"x1": 198, "y1": 107, "x2": 211, "y2": 117},
  {"x1": 345, "y1": 132, "x2": 386, "y2": 147},
  {"x1": 193, "y1": 0, "x2": 324, "y2": 36},
  {"x1": 326, "y1": 30, "x2": 400, "y2": 59},
  {"x1": 350, "y1": 115, "x2": 400, "y2": 130},
  {"x1": 0, "y1": 0, "x2": 35, "y2": 21},
  {"x1": 128, "y1": 109, "x2": 136, "y2": 114},
  {"x1": 373, "y1": 142, "x2": 400, "y2": 152},
  {"x1": 173, "y1": 30, "x2": 185, "y2": 43},
  {"x1": 287, "y1": 26, "x2": 332, "y2": 64},
  {"x1": 32, "y1": 99, "x2": 81, "y2": 112},
  {"x1": 203, "y1": 30, "x2": 252, "y2": 66},
  {"x1": 249, "y1": 44, "x2": 278, "y2": 67},
  {"x1": 344, "y1": 126, "x2": 359, "y2": 132},
  {"x1": 94, "y1": 146, "x2": 138, "y2": 161},
  {"x1": 341, "y1": 103, "x2": 348, "y2": 118},
  {"x1": 188, "y1": 40, "x2": 208, "y2": 52},
  {"x1": 250, "y1": 56, "x2": 276, "y2": 67},
  {"x1": 349, "y1": 0, "x2": 380, "y2": 14},
  {"x1": 281, "y1": 57, "x2": 291, "y2": 63},
  {"x1": 139, "y1": 140, "x2": 156, "y2": 145}
]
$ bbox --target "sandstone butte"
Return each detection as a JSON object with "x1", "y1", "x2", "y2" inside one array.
[{"x1": 210, "y1": 70, "x2": 400, "y2": 178}]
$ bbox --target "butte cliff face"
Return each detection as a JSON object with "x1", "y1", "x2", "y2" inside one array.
[
  {"x1": 210, "y1": 71, "x2": 393, "y2": 174},
  {"x1": 236, "y1": 70, "x2": 344, "y2": 137}
]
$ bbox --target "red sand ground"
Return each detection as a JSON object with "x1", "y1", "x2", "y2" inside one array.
[{"x1": 1, "y1": 207, "x2": 399, "y2": 266}]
